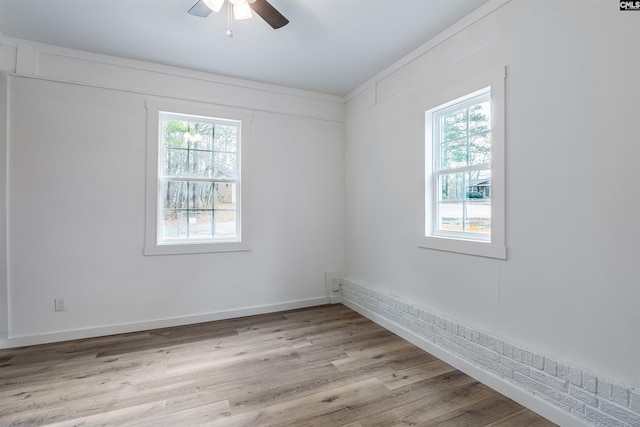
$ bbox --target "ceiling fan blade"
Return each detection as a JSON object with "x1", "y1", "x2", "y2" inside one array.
[
  {"x1": 188, "y1": 0, "x2": 213, "y2": 17},
  {"x1": 249, "y1": 0, "x2": 289, "y2": 29}
]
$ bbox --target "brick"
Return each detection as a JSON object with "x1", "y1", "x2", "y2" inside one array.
[
  {"x1": 432, "y1": 324, "x2": 452, "y2": 340},
  {"x1": 472, "y1": 352, "x2": 503, "y2": 375},
  {"x1": 598, "y1": 378, "x2": 614, "y2": 399},
  {"x1": 570, "y1": 399, "x2": 587, "y2": 414},
  {"x1": 533, "y1": 390, "x2": 572, "y2": 412},
  {"x1": 473, "y1": 343, "x2": 500, "y2": 363},
  {"x1": 569, "y1": 384, "x2": 598, "y2": 407},
  {"x1": 462, "y1": 326, "x2": 473, "y2": 341},
  {"x1": 463, "y1": 325, "x2": 475, "y2": 340},
  {"x1": 502, "y1": 367, "x2": 514, "y2": 380},
  {"x1": 500, "y1": 356, "x2": 530, "y2": 375},
  {"x1": 512, "y1": 347, "x2": 521, "y2": 360},
  {"x1": 434, "y1": 315, "x2": 446, "y2": 330},
  {"x1": 514, "y1": 371, "x2": 549, "y2": 395},
  {"x1": 513, "y1": 347, "x2": 531, "y2": 364},
  {"x1": 582, "y1": 407, "x2": 629, "y2": 427},
  {"x1": 529, "y1": 368, "x2": 567, "y2": 392},
  {"x1": 445, "y1": 320, "x2": 458, "y2": 335},
  {"x1": 472, "y1": 330, "x2": 487, "y2": 345},
  {"x1": 557, "y1": 364, "x2": 570, "y2": 381},
  {"x1": 566, "y1": 396, "x2": 587, "y2": 414},
  {"x1": 543, "y1": 358, "x2": 558, "y2": 376},
  {"x1": 492, "y1": 339, "x2": 505, "y2": 355},
  {"x1": 514, "y1": 373, "x2": 581, "y2": 413},
  {"x1": 611, "y1": 384, "x2": 630, "y2": 407},
  {"x1": 629, "y1": 390, "x2": 640, "y2": 412},
  {"x1": 422, "y1": 322, "x2": 435, "y2": 334},
  {"x1": 441, "y1": 337, "x2": 462, "y2": 353},
  {"x1": 485, "y1": 335, "x2": 496, "y2": 349},
  {"x1": 600, "y1": 400, "x2": 640, "y2": 426},
  {"x1": 407, "y1": 304, "x2": 418, "y2": 317},
  {"x1": 531, "y1": 353, "x2": 544, "y2": 370},
  {"x1": 451, "y1": 322, "x2": 460, "y2": 335},
  {"x1": 417, "y1": 309, "x2": 432, "y2": 323},
  {"x1": 503, "y1": 342, "x2": 515, "y2": 358},
  {"x1": 397, "y1": 300, "x2": 410, "y2": 312},
  {"x1": 419, "y1": 326, "x2": 437, "y2": 343},
  {"x1": 451, "y1": 334, "x2": 474, "y2": 351},
  {"x1": 582, "y1": 371, "x2": 597, "y2": 393}
]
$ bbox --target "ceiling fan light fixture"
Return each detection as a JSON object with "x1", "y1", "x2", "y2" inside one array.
[
  {"x1": 202, "y1": 0, "x2": 224, "y2": 13},
  {"x1": 232, "y1": 1, "x2": 253, "y2": 20}
]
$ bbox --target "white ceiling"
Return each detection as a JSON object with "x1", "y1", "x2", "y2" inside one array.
[{"x1": 0, "y1": 0, "x2": 489, "y2": 96}]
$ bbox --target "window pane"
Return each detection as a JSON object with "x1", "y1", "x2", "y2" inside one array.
[
  {"x1": 438, "y1": 202, "x2": 463, "y2": 232},
  {"x1": 466, "y1": 201, "x2": 490, "y2": 234},
  {"x1": 214, "y1": 153, "x2": 237, "y2": 179},
  {"x1": 189, "y1": 182, "x2": 213, "y2": 209},
  {"x1": 214, "y1": 125, "x2": 238, "y2": 152},
  {"x1": 466, "y1": 170, "x2": 491, "y2": 200},
  {"x1": 164, "y1": 148, "x2": 188, "y2": 176},
  {"x1": 468, "y1": 100, "x2": 491, "y2": 135},
  {"x1": 441, "y1": 109, "x2": 468, "y2": 142},
  {"x1": 440, "y1": 173, "x2": 464, "y2": 201},
  {"x1": 214, "y1": 182, "x2": 236, "y2": 208},
  {"x1": 214, "y1": 210, "x2": 236, "y2": 238},
  {"x1": 465, "y1": 170, "x2": 491, "y2": 234},
  {"x1": 441, "y1": 139, "x2": 467, "y2": 169},
  {"x1": 162, "y1": 119, "x2": 189, "y2": 149},
  {"x1": 191, "y1": 123, "x2": 213, "y2": 151},
  {"x1": 163, "y1": 181, "x2": 187, "y2": 209},
  {"x1": 188, "y1": 210, "x2": 213, "y2": 239},
  {"x1": 189, "y1": 150, "x2": 214, "y2": 178},
  {"x1": 163, "y1": 210, "x2": 187, "y2": 239},
  {"x1": 437, "y1": 170, "x2": 491, "y2": 234},
  {"x1": 469, "y1": 135, "x2": 491, "y2": 166}
]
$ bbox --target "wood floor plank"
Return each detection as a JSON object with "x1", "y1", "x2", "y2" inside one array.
[
  {"x1": 486, "y1": 408, "x2": 561, "y2": 427},
  {"x1": 378, "y1": 359, "x2": 458, "y2": 390},
  {"x1": 0, "y1": 304, "x2": 557, "y2": 427},
  {"x1": 217, "y1": 378, "x2": 391, "y2": 427}
]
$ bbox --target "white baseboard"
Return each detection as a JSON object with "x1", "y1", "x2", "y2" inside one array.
[{"x1": 1, "y1": 297, "x2": 329, "y2": 349}]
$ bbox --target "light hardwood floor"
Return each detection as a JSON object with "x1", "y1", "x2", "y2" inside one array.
[{"x1": 0, "y1": 304, "x2": 556, "y2": 426}]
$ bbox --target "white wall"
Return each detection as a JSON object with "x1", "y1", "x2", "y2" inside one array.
[
  {"x1": 0, "y1": 0, "x2": 637, "y2": 404},
  {"x1": 0, "y1": 71, "x2": 7, "y2": 340},
  {"x1": 345, "y1": 0, "x2": 640, "y2": 389},
  {"x1": 0, "y1": 39, "x2": 345, "y2": 345}
]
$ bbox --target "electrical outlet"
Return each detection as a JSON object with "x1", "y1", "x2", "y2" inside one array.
[{"x1": 54, "y1": 298, "x2": 67, "y2": 312}]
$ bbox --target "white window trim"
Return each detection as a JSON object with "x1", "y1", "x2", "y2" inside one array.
[
  {"x1": 418, "y1": 65, "x2": 507, "y2": 259},
  {"x1": 144, "y1": 99, "x2": 252, "y2": 256}
]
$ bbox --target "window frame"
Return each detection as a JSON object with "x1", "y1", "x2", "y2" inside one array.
[
  {"x1": 144, "y1": 100, "x2": 252, "y2": 256},
  {"x1": 418, "y1": 66, "x2": 507, "y2": 259}
]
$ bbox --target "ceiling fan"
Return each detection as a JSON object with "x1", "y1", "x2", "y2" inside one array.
[{"x1": 188, "y1": 0, "x2": 289, "y2": 37}]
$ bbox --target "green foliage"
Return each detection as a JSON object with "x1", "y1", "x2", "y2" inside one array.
[{"x1": 439, "y1": 101, "x2": 491, "y2": 169}]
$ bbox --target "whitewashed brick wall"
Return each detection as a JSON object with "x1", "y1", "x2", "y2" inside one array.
[{"x1": 341, "y1": 280, "x2": 640, "y2": 427}]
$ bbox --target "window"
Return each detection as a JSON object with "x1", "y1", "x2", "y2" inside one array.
[
  {"x1": 145, "y1": 101, "x2": 251, "y2": 255},
  {"x1": 419, "y1": 66, "x2": 506, "y2": 259},
  {"x1": 432, "y1": 88, "x2": 491, "y2": 239}
]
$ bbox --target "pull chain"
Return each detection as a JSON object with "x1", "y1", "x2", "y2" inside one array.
[{"x1": 226, "y1": 2, "x2": 233, "y2": 38}]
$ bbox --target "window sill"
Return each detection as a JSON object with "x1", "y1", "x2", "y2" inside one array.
[
  {"x1": 144, "y1": 241, "x2": 251, "y2": 256},
  {"x1": 418, "y1": 235, "x2": 506, "y2": 259}
]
